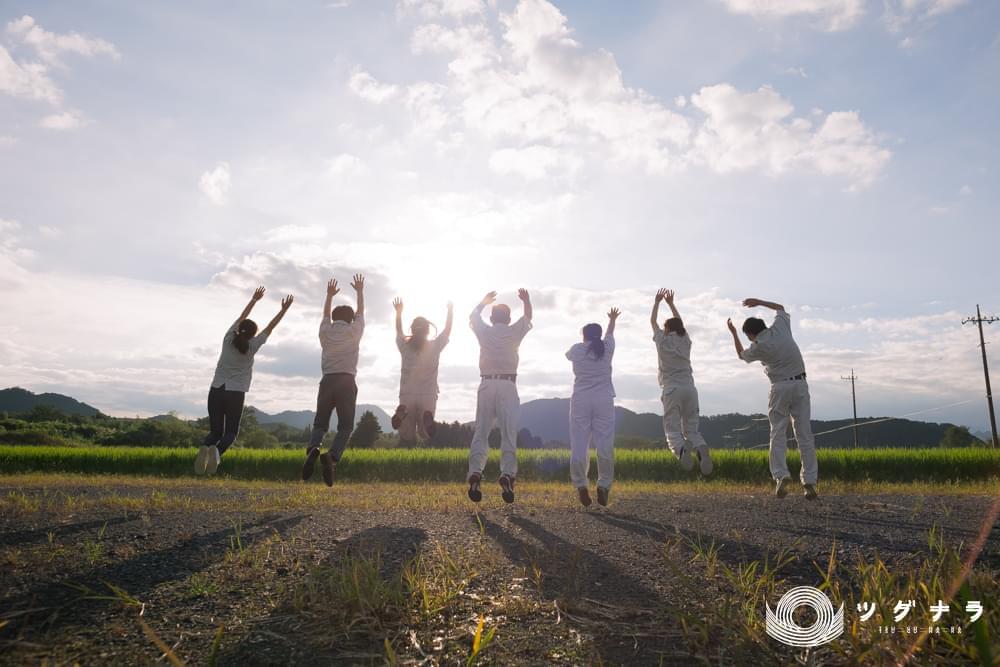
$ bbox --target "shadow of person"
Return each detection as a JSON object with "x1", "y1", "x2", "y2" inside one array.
[
  {"x1": 474, "y1": 513, "x2": 685, "y2": 665},
  {"x1": 217, "y1": 525, "x2": 428, "y2": 666}
]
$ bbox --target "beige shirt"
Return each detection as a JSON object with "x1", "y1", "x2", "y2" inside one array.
[
  {"x1": 740, "y1": 310, "x2": 806, "y2": 383},
  {"x1": 470, "y1": 305, "x2": 532, "y2": 375},
  {"x1": 319, "y1": 313, "x2": 365, "y2": 376},
  {"x1": 396, "y1": 332, "x2": 449, "y2": 396},
  {"x1": 653, "y1": 330, "x2": 694, "y2": 387},
  {"x1": 566, "y1": 334, "x2": 615, "y2": 396},
  {"x1": 210, "y1": 319, "x2": 270, "y2": 392}
]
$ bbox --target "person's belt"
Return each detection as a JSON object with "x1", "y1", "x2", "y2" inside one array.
[
  {"x1": 482, "y1": 374, "x2": 517, "y2": 381},
  {"x1": 782, "y1": 372, "x2": 807, "y2": 381}
]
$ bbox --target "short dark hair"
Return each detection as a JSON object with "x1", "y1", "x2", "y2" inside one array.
[
  {"x1": 742, "y1": 317, "x2": 766, "y2": 337},
  {"x1": 490, "y1": 304, "x2": 511, "y2": 324},
  {"x1": 665, "y1": 317, "x2": 686, "y2": 337},
  {"x1": 331, "y1": 305, "x2": 355, "y2": 323}
]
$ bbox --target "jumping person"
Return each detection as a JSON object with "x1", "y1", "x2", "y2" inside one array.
[
  {"x1": 651, "y1": 289, "x2": 713, "y2": 475},
  {"x1": 196, "y1": 286, "x2": 293, "y2": 475},
  {"x1": 302, "y1": 274, "x2": 365, "y2": 487},
  {"x1": 727, "y1": 298, "x2": 817, "y2": 499},
  {"x1": 467, "y1": 289, "x2": 533, "y2": 503},
  {"x1": 566, "y1": 307, "x2": 620, "y2": 507},
  {"x1": 390, "y1": 298, "x2": 453, "y2": 445}
]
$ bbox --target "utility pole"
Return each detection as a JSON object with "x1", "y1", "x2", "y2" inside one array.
[
  {"x1": 962, "y1": 305, "x2": 998, "y2": 449},
  {"x1": 841, "y1": 369, "x2": 859, "y2": 448}
]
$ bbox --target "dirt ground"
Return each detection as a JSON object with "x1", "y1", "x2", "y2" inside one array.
[{"x1": 1, "y1": 479, "x2": 998, "y2": 666}]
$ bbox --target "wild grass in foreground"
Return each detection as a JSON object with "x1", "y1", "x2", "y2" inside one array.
[{"x1": 2, "y1": 445, "x2": 999, "y2": 483}]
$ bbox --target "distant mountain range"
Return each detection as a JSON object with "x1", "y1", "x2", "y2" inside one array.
[
  {"x1": 0, "y1": 387, "x2": 978, "y2": 447},
  {"x1": 0, "y1": 387, "x2": 100, "y2": 417}
]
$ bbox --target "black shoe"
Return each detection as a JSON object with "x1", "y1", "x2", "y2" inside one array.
[
  {"x1": 391, "y1": 405, "x2": 407, "y2": 430},
  {"x1": 596, "y1": 486, "x2": 610, "y2": 507},
  {"x1": 775, "y1": 477, "x2": 791, "y2": 498},
  {"x1": 302, "y1": 448, "x2": 320, "y2": 481},
  {"x1": 577, "y1": 487, "x2": 592, "y2": 507},
  {"x1": 803, "y1": 483, "x2": 818, "y2": 500},
  {"x1": 468, "y1": 473, "x2": 482, "y2": 503},
  {"x1": 499, "y1": 475, "x2": 515, "y2": 504},
  {"x1": 320, "y1": 453, "x2": 335, "y2": 487}
]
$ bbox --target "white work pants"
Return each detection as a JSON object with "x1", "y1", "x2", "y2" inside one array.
[
  {"x1": 661, "y1": 384, "x2": 707, "y2": 455},
  {"x1": 767, "y1": 380, "x2": 818, "y2": 484},
  {"x1": 569, "y1": 391, "x2": 615, "y2": 489},
  {"x1": 468, "y1": 379, "x2": 519, "y2": 478}
]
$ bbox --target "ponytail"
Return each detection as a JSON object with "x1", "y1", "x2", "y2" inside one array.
[
  {"x1": 581, "y1": 323, "x2": 605, "y2": 360},
  {"x1": 232, "y1": 319, "x2": 258, "y2": 355},
  {"x1": 665, "y1": 317, "x2": 686, "y2": 337}
]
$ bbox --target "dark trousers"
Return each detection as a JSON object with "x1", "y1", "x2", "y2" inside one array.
[
  {"x1": 309, "y1": 373, "x2": 357, "y2": 461},
  {"x1": 204, "y1": 385, "x2": 246, "y2": 455}
]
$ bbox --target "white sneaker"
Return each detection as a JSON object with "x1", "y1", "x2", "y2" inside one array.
[
  {"x1": 695, "y1": 446, "x2": 713, "y2": 476},
  {"x1": 676, "y1": 446, "x2": 694, "y2": 472},
  {"x1": 194, "y1": 446, "x2": 210, "y2": 475},
  {"x1": 205, "y1": 446, "x2": 221, "y2": 475}
]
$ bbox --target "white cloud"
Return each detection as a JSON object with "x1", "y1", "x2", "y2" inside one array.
[
  {"x1": 262, "y1": 224, "x2": 327, "y2": 243},
  {"x1": 328, "y1": 1, "x2": 352, "y2": 7},
  {"x1": 488, "y1": 144, "x2": 580, "y2": 180},
  {"x1": 327, "y1": 153, "x2": 366, "y2": 176},
  {"x1": 719, "y1": 0, "x2": 865, "y2": 31},
  {"x1": 400, "y1": 0, "x2": 485, "y2": 18},
  {"x1": 5, "y1": 15, "x2": 121, "y2": 65},
  {"x1": 0, "y1": 44, "x2": 61, "y2": 103},
  {"x1": 38, "y1": 225, "x2": 62, "y2": 239},
  {"x1": 38, "y1": 109, "x2": 87, "y2": 130},
  {"x1": 959, "y1": 184, "x2": 972, "y2": 196},
  {"x1": 785, "y1": 66, "x2": 808, "y2": 78},
  {"x1": 198, "y1": 162, "x2": 232, "y2": 205},
  {"x1": 689, "y1": 85, "x2": 889, "y2": 185},
  {"x1": 0, "y1": 135, "x2": 16, "y2": 146},
  {"x1": 347, "y1": 69, "x2": 399, "y2": 103}
]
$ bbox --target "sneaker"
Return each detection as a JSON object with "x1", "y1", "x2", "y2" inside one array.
[
  {"x1": 422, "y1": 411, "x2": 437, "y2": 438},
  {"x1": 391, "y1": 405, "x2": 407, "y2": 430},
  {"x1": 205, "y1": 446, "x2": 221, "y2": 476},
  {"x1": 194, "y1": 446, "x2": 210, "y2": 475},
  {"x1": 577, "y1": 487, "x2": 592, "y2": 507},
  {"x1": 676, "y1": 446, "x2": 694, "y2": 472},
  {"x1": 499, "y1": 475, "x2": 515, "y2": 504},
  {"x1": 467, "y1": 473, "x2": 482, "y2": 503},
  {"x1": 775, "y1": 477, "x2": 791, "y2": 498},
  {"x1": 302, "y1": 448, "x2": 320, "y2": 481},
  {"x1": 320, "y1": 452, "x2": 335, "y2": 487},
  {"x1": 803, "y1": 483, "x2": 818, "y2": 500},
  {"x1": 596, "y1": 486, "x2": 610, "y2": 507},
  {"x1": 695, "y1": 446, "x2": 713, "y2": 476}
]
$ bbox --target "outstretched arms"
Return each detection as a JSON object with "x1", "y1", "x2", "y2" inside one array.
[
  {"x1": 442, "y1": 301, "x2": 454, "y2": 339},
  {"x1": 262, "y1": 295, "x2": 294, "y2": 336},
  {"x1": 471, "y1": 291, "x2": 496, "y2": 328},
  {"x1": 392, "y1": 297, "x2": 404, "y2": 338},
  {"x1": 238, "y1": 286, "x2": 266, "y2": 323},
  {"x1": 518, "y1": 288, "x2": 532, "y2": 322},
  {"x1": 727, "y1": 318, "x2": 745, "y2": 359},
  {"x1": 607, "y1": 307, "x2": 620, "y2": 337},
  {"x1": 742, "y1": 298, "x2": 784, "y2": 312},
  {"x1": 352, "y1": 273, "x2": 365, "y2": 318},
  {"x1": 664, "y1": 289, "x2": 681, "y2": 320},
  {"x1": 650, "y1": 288, "x2": 667, "y2": 333},
  {"x1": 323, "y1": 279, "x2": 339, "y2": 321}
]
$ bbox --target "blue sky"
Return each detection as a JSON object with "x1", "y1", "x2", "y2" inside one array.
[{"x1": 1, "y1": 0, "x2": 998, "y2": 435}]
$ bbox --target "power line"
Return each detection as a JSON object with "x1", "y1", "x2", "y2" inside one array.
[
  {"x1": 841, "y1": 369, "x2": 859, "y2": 448},
  {"x1": 962, "y1": 305, "x2": 998, "y2": 449}
]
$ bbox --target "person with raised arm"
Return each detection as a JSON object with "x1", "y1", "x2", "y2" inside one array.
[
  {"x1": 566, "y1": 307, "x2": 620, "y2": 507},
  {"x1": 302, "y1": 274, "x2": 365, "y2": 487},
  {"x1": 727, "y1": 297, "x2": 817, "y2": 500},
  {"x1": 466, "y1": 289, "x2": 533, "y2": 503},
  {"x1": 390, "y1": 298, "x2": 453, "y2": 445},
  {"x1": 196, "y1": 286, "x2": 294, "y2": 476},
  {"x1": 651, "y1": 289, "x2": 713, "y2": 476}
]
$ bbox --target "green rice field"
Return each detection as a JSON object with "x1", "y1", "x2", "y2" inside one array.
[{"x1": 1, "y1": 445, "x2": 998, "y2": 483}]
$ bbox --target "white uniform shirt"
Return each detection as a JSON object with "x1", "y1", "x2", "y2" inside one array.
[
  {"x1": 470, "y1": 305, "x2": 532, "y2": 375},
  {"x1": 566, "y1": 334, "x2": 616, "y2": 396},
  {"x1": 740, "y1": 310, "x2": 806, "y2": 383},
  {"x1": 210, "y1": 319, "x2": 270, "y2": 392},
  {"x1": 396, "y1": 332, "x2": 449, "y2": 395},
  {"x1": 653, "y1": 330, "x2": 694, "y2": 387},
  {"x1": 319, "y1": 313, "x2": 365, "y2": 376}
]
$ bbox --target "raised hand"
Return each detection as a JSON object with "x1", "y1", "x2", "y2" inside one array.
[
  {"x1": 663, "y1": 289, "x2": 675, "y2": 304},
  {"x1": 281, "y1": 295, "x2": 294, "y2": 310},
  {"x1": 742, "y1": 298, "x2": 761, "y2": 308},
  {"x1": 252, "y1": 286, "x2": 266, "y2": 301},
  {"x1": 608, "y1": 307, "x2": 621, "y2": 321},
  {"x1": 392, "y1": 297, "x2": 403, "y2": 314},
  {"x1": 327, "y1": 279, "x2": 339, "y2": 297},
  {"x1": 727, "y1": 318, "x2": 737, "y2": 333},
  {"x1": 481, "y1": 291, "x2": 497, "y2": 306},
  {"x1": 446, "y1": 301, "x2": 454, "y2": 311},
  {"x1": 655, "y1": 288, "x2": 668, "y2": 302},
  {"x1": 351, "y1": 273, "x2": 365, "y2": 292},
  {"x1": 517, "y1": 288, "x2": 530, "y2": 302}
]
